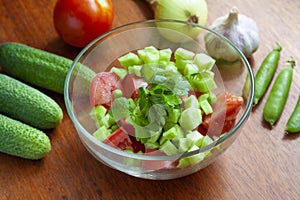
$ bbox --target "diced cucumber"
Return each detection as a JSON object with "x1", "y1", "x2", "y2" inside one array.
[
  {"x1": 174, "y1": 48, "x2": 195, "y2": 60},
  {"x1": 184, "y1": 95, "x2": 199, "y2": 109},
  {"x1": 110, "y1": 67, "x2": 127, "y2": 79},
  {"x1": 201, "y1": 135, "x2": 214, "y2": 147},
  {"x1": 140, "y1": 64, "x2": 156, "y2": 83},
  {"x1": 164, "y1": 122, "x2": 176, "y2": 132},
  {"x1": 159, "y1": 48, "x2": 172, "y2": 62},
  {"x1": 179, "y1": 108, "x2": 202, "y2": 131},
  {"x1": 185, "y1": 132, "x2": 213, "y2": 149},
  {"x1": 123, "y1": 149, "x2": 142, "y2": 167},
  {"x1": 210, "y1": 93, "x2": 217, "y2": 104},
  {"x1": 186, "y1": 130, "x2": 205, "y2": 147},
  {"x1": 166, "y1": 108, "x2": 181, "y2": 123},
  {"x1": 192, "y1": 72, "x2": 217, "y2": 92},
  {"x1": 199, "y1": 99, "x2": 213, "y2": 115},
  {"x1": 199, "y1": 92, "x2": 217, "y2": 105},
  {"x1": 159, "y1": 126, "x2": 177, "y2": 145},
  {"x1": 198, "y1": 93, "x2": 210, "y2": 102},
  {"x1": 93, "y1": 126, "x2": 112, "y2": 142},
  {"x1": 194, "y1": 77, "x2": 217, "y2": 92},
  {"x1": 90, "y1": 105, "x2": 111, "y2": 128},
  {"x1": 183, "y1": 63, "x2": 199, "y2": 76},
  {"x1": 128, "y1": 65, "x2": 142, "y2": 77},
  {"x1": 144, "y1": 142, "x2": 160, "y2": 149},
  {"x1": 177, "y1": 145, "x2": 209, "y2": 168},
  {"x1": 165, "y1": 63, "x2": 178, "y2": 72},
  {"x1": 170, "y1": 124, "x2": 185, "y2": 143},
  {"x1": 137, "y1": 46, "x2": 160, "y2": 64},
  {"x1": 198, "y1": 70, "x2": 215, "y2": 79},
  {"x1": 147, "y1": 129, "x2": 162, "y2": 143},
  {"x1": 159, "y1": 140, "x2": 178, "y2": 156},
  {"x1": 193, "y1": 53, "x2": 216, "y2": 71},
  {"x1": 178, "y1": 138, "x2": 193, "y2": 152},
  {"x1": 118, "y1": 52, "x2": 142, "y2": 68},
  {"x1": 175, "y1": 58, "x2": 193, "y2": 73},
  {"x1": 98, "y1": 114, "x2": 115, "y2": 128}
]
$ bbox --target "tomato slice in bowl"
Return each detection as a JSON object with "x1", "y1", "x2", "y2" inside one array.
[
  {"x1": 104, "y1": 127, "x2": 133, "y2": 151},
  {"x1": 90, "y1": 72, "x2": 120, "y2": 107},
  {"x1": 201, "y1": 92, "x2": 244, "y2": 137},
  {"x1": 119, "y1": 74, "x2": 147, "y2": 98}
]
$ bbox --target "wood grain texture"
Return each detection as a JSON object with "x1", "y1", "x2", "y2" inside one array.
[{"x1": 0, "y1": 0, "x2": 299, "y2": 199}]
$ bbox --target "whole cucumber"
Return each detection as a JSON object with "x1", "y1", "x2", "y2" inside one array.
[
  {"x1": 0, "y1": 42, "x2": 95, "y2": 94},
  {"x1": 0, "y1": 74, "x2": 63, "y2": 129},
  {"x1": 0, "y1": 114, "x2": 51, "y2": 160}
]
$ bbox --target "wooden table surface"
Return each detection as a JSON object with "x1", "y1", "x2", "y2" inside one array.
[{"x1": 1, "y1": 0, "x2": 300, "y2": 199}]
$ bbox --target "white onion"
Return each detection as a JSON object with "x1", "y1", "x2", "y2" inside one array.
[{"x1": 146, "y1": 0, "x2": 208, "y2": 42}]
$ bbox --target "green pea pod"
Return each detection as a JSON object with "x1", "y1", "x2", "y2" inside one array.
[
  {"x1": 263, "y1": 57, "x2": 295, "y2": 126},
  {"x1": 285, "y1": 95, "x2": 300, "y2": 134},
  {"x1": 254, "y1": 43, "x2": 282, "y2": 105}
]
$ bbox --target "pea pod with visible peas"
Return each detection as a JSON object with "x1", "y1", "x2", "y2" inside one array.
[
  {"x1": 263, "y1": 57, "x2": 295, "y2": 126},
  {"x1": 285, "y1": 96, "x2": 300, "y2": 134},
  {"x1": 254, "y1": 43, "x2": 282, "y2": 105}
]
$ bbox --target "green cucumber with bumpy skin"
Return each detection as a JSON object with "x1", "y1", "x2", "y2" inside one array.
[
  {"x1": 0, "y1": 74, "x2": 63, "y2": 129},
  {"x1": 0, "y1": 114, "x2": 51, "y2": 160},
  {"x1": 0, "y1": 42, "x2": 95, "y2": 94}
]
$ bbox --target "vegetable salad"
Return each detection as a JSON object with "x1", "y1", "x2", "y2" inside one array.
[{"x1": 89, "y1": 46, "x2": 243, "y2": 169}]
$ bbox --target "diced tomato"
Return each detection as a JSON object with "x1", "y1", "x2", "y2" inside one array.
[
  {"x1": 104, "y1": 127, "x2": 133, "y2": 151},
  {"x1": 119, "y1": 74, "x2": 147, "y2": 99},
  {"x1": 115, "y1": 118, "x2": 145, "y2": 153},
  {"x1": 189, "y1": 90, "x2": 203, "y2": 98},
  {"x1": 129, "y1": 135, "x2": 145, "y2": 153},
  {"x1": 220, "y1": 119, "x2": 236, "y2": 133},
  {"x1": 141, "y1": 149, "x2": 178, "y2": 170},
  {"x1": 90, "y1": 72, "x2": 120, "y2": 106},
  {"x1": 116, "y1": 118, "x2": 135, "y2": 135},
  {"x1": 223, "y1": 95, "x2": 244, "y2": 121},
  {"x1": 201, "y1": 92, "x2": 243, "y2": 137},
  {"x1": 197, "y1": 124, "x2": 208, "y2": 136}
]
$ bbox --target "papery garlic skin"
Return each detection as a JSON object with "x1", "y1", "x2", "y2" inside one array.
[{"x1": 205, "y1": 7, "x2": 259, "y2": 62}]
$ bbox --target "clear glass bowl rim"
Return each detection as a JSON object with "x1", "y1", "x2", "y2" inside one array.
[{"x1": 64, "y1": 19, "x2": 255, "y2": 161}]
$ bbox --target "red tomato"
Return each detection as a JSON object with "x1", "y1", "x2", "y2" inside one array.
[
  {"x1": 113, "y1": 118, "x2": 145, "y2": 153},
  {"x1": 129, "y1": 135, "x2": 145, "y2": 153},
  {"x1": 201, "y1": 92, "x2": 243, "y2": 137},
  {"x1": 119, "y1": 74, "x2": 147, "y2": 98},
  {"x1": 90, "y1": 72, "x2": 119, "y2": 106},
  {"x1": 104, "y1": 127, "x2": 133, "y2": 151},
  {"x1": 53, "y1": 0, "x2": 114, "y2": 47}
]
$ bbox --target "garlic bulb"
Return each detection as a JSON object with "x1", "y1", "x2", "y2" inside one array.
[{"x1": 204, "y1": 7, "x2": 259, "y2": 62}]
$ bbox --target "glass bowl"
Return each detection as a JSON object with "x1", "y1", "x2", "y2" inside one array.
[{"x1": 64, "y1": 19, "x2": 254, "y2": 180}]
